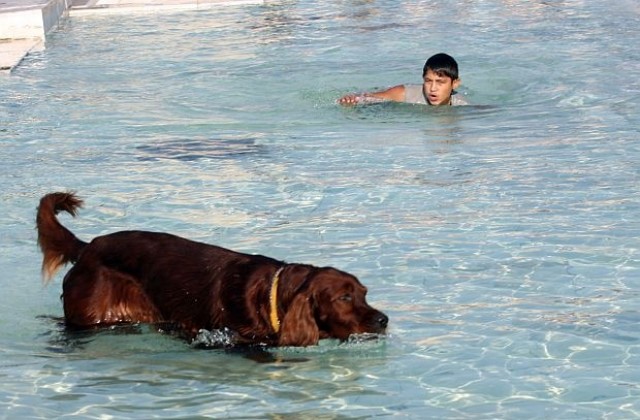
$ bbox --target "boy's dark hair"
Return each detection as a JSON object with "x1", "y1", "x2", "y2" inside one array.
[{"x1": 422, "y1": 53, "x2": 459, "y2": 80}]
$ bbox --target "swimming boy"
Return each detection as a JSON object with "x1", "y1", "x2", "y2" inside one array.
[{"x1": 338, "y1": 53, "x2": 466, "y2": 106}]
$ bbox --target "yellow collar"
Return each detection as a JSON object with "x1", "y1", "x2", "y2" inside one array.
[{"x1": 269, "y1": 266, "x2": 285, "y2": 333}]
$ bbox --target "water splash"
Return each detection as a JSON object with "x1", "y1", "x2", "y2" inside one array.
[
  {"x1": 191, "y1": 328, "x2": 237, "y2": 349},
  {"x1": 344, "y1": 332, "x2": 387, "y2": 346}
]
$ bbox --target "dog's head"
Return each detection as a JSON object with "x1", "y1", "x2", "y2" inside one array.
[{"x1": 278, "y1": 266, "x2": 388, "y2": 347}]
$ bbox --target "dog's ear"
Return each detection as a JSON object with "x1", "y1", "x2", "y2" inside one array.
[{"x1": 278, "y1": 293, "x2": 319, "y2": 347}]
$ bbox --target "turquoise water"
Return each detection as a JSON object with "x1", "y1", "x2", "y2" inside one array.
[{"x1": 2, "y1": 0, "x2": 640, "y2": 418}]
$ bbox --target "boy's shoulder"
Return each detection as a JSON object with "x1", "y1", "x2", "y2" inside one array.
[
  {"x1": 451, "y1": 95, "x2": 468, "y2": 106},
  {"x1": 403, "y1": 84, "x2": 426, "y2": 104}
]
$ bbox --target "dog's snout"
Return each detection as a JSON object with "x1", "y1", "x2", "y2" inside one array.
[{"x1": 376, "y1": 313, "x2": 389, "y2": 328}]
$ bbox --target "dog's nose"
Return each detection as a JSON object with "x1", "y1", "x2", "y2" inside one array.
[{"x1": 377, "y1": 313, "x2": 389, "y2": 328}]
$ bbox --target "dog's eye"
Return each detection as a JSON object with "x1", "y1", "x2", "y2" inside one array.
[{"x1": 338, "y1": 294, "x2": 352, "y2": 302}]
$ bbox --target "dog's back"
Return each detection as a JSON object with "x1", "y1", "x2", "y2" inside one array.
[{"x1": 36, "y1": 192, "x2": 280, "y2": 335}]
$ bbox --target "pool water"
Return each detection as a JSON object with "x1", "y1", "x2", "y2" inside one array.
[{"x1": 1, "y1": 0, "x2": 640, "y2": 418}]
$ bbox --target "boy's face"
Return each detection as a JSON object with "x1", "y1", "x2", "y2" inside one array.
[{"x1": 422, "y1": 69, "x2": 461, "y2": 106}]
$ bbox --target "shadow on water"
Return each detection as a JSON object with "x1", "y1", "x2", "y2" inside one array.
[
  {"x1": 37, "y1": 315, "x2": 387, "y2": 365},
  {"x1": 37, "y1": 316, "x2": 187, "y2": 356},
  {"x1": 135, "y1": 137, "x2": 268, "y2": 162}
]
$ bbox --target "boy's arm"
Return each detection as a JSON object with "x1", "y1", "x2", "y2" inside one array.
[{"x1": 338, "y1": 85, "x2": 406, "y2": 105}]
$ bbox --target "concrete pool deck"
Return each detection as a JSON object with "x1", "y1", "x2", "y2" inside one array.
[{"x1": 0, "y1": 0, "x2": 263, "y2": 74}]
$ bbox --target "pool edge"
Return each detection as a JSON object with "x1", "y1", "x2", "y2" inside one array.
[
  {"x1": 0, "y1": 0, "x2": 265, "y2": 74},
  {"x1": 0, "y1": 0, "x2": 68, "y2": 74}
]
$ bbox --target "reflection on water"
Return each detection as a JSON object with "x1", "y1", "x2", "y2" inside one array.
[{"x1": 1, "y1": 0, "x2": 640, "y2": 418}]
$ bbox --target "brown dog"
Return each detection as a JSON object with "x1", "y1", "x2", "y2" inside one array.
[{"x1": 36, "y1": 192, "x2": 388, "y2": 347}]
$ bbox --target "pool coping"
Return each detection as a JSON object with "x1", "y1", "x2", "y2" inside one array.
[{"x1": 0, "y1": 0, "x2": 264, "y2": 74}]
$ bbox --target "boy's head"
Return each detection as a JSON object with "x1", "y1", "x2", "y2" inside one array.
[
  {"x1": 422, "y1": 53, "x2": 461, "y2": 105},
  {"x1": 422, "y1": 53, "x2": 459, "y2": 79}
]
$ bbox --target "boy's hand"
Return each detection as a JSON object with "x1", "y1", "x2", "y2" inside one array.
[{"x1": 338, "y1": 94, "x2": 359, "y2": 106}]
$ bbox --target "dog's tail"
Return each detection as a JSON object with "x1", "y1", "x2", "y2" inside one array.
[{"x1": 36, "y1": 192, "x2": 88, "y2": 283}]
